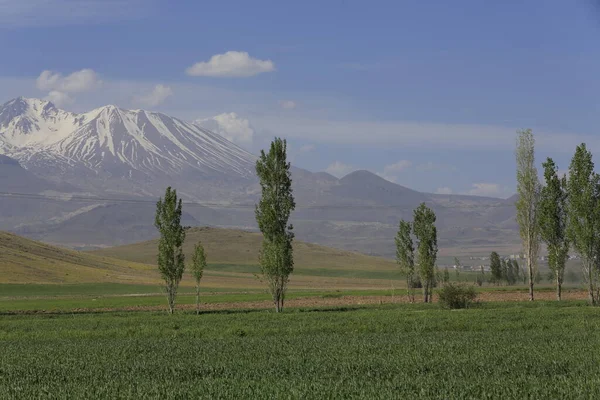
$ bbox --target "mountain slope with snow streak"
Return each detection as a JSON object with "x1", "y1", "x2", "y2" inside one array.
[{"x1": 0, "y1": 98, "x2": 256, "y2": 182}]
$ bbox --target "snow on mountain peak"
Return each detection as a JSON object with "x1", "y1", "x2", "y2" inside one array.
[{"x1": 0, "y1": 98, "x2": 256, "y2": 182}]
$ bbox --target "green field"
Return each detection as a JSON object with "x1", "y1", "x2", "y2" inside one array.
[{"x1": 1, "y1": 301, "x2": 599, "y2": 398}]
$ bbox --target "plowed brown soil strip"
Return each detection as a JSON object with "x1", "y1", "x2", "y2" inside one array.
[{"x1": 5, "y1": 289, "x2": 589, "y2": 315}]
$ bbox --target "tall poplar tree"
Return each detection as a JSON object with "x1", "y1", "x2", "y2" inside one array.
[
  {"x1": 489, "y1": 251, "x2": 502, "y2": 285},
  {"x1": 255, "y1": 138, "x2": 296, "y2": 312},
  {"x1": 567, "y1": 144, "x2": 600, "y2": 305},
  {"x1": 515, "y1": 129, "x2": 541, "y2": 301},
  {"x1": 155, "y1": 187, "x2": 186, "y2": 314},
  {"x1": 413, "y1": 203, "x2": 437, "y2": 303},
  {"x1": 191, "y1": 242, "x2": 207, "y2": 314},
  {"x1": 539, "y1": 158, "x2": 569, "y2": 301},
  {"x1": 395, "y1": 219, "x2": 415, "y2": 302}
]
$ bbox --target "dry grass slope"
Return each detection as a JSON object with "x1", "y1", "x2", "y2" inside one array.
[
  {"x1": 91, "y1": 227, "x2": 397, "y2": 272},
  {"x1": 0, "y1": 231, "x2": 156, "y2": 284}
]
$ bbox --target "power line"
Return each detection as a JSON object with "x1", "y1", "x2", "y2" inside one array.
[{"x1": 0, "y1": 191, "x2": 517, "y2": 210}]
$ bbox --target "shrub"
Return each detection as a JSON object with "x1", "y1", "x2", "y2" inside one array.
[{"x1": 438, "y1": 283, "x2": 477, "y2": 309}]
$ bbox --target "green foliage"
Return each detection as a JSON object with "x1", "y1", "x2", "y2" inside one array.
[
  {"x1": 395, "y1": 219, "x2": 415, "y2": 301},
  {"x1": 191, "y1": 242, "x2": 207, "y2": 314},
  {"x1": 413, "y1": 203, "x2": 438, "y2": 303},
  {"x1": 505, "y1": 260, "x2": 517, "y2": 286},
  {"x1": 489, "y1": 252, "x2": 502, "y2": 285},
  {"x1": 155, "y1": 186, "x2": 186, "y2": 314},
  {"x1": 255, "y1": 138, "x2": 296, "y2": 312},
  {"x1": 443, "y1": 267, "x2": 450, "y2": 284},
  {"x1": 515, "y1": 128, "x2": 541, "y2": 300},
  {"x1": 539, "y1": 157, "x2": 570, "y2": 300},
  {"x1": 475, "y1": 266, "x2": 485, "y2": 287},
  {"x1": 567, "y1": 144, "x2": 600, "y2": 305},
  {"x1": 3, "y1": 305, "x2": 600, "y2": 398},
  {"x1": 438, "y1": 282, "x2": 477, "y2": 309}
]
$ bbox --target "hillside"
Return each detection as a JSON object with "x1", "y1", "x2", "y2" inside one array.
[
  {"x1": 91, "y1": 227, "x2": 398, "y2": 274},
  {"x1": 0, "y1": 231, "x2": 156, "y2": 284}
]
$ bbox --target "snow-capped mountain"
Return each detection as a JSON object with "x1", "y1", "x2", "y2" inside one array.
[{"x1": 0, "y1": 97, "x2": 257, "y2": 199}]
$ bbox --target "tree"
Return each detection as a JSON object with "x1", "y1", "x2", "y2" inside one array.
[
  {"x1": 505, "y1": 259, "x2": 517, "y2": 285},
  {"x1": 155, "y1": 187, "x2": 186, "y2": 314},
  {"x1": 567, "y1": 144, "x2": 600, "y2": 305},
  {"x1": 489, "y1": 252, "x2": 502, "y2": 285},
  {"x1": 512, "y1": 259, "x2": 521, "y2": 283},
  {"x1": 476, "y1": 265, "x2": 485, "y2": 287},
  {"x1": 413, "y1": 203, "x2": 438, "y2": 303},
  {"x1": 539, "y1": 157, "x2": 570, "y2": 301},
  {"x1": 395, "y1": 220, "x2": 415, "y2": 302},
  {"x1": 515, "y1": 129, "x2": 541, "y2": 301},
  {"x1": 255, "y1": 138, "x2": 296, "y2": 312},
  {"x1": 443, "y1": 267, "x2": 450, "y2": 284},
  {"x1": 191, "y1": 242, "x2": 207, "y2": 315},
  {"x1": 500, "y1": 258, "x2": 508, "y2": 284},
  {"x1": 454, "y1": 257, "x2": 461, "y2": 282}
]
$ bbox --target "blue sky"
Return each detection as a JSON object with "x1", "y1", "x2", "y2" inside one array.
[{"x1": 1, "y1": 0, "x2": 600, "y2": 197}]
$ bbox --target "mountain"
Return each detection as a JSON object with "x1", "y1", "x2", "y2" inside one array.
[
  {"x1": 0, "y1": 154, "x2": 84, "y2": 230},
  {"x1": 0, "y1": 97, "x2": 256, "y2": 200},
  {"x1": 15, "y1": 202, "x2": 207, "y2": 249},
  {"x1": 0, "y1": 97, "x2": 520, "y2": 258}
]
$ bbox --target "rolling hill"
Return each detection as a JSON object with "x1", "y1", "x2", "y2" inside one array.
[
  {"x1": 0, "y1": 231, "x2": 155, "y2": 284},
  {"x1": 90, "y1": 227, "x2": 399, "y2": 275},
  {"x1": 1, "y1": 228, "x2": 403, "y2": 290}
]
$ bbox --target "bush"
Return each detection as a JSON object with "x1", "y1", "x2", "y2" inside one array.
[{"x1": 438, "y1": 283, "x2": 477, "y2": 309}]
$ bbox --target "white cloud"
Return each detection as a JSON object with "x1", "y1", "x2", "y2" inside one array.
[
  {"x1": 435, "y1": 187, "x2": 453, "y2": 195},
  {"x1": 280, "y1": 100, "x2": 297, "y2": 110},
  {"x1": 195, "y1": 112, "x2": 254, "y2": 147},
  {"x1": 0, "y1": 0, "x2": 154, "y2": 27},
  {"x1": 36, "y1": 69, "x2": 101, "y2": 93},
  {"x1": 133, "y1": 84, "x2": 173, "y2": 107},
  {"x1": 186, "y1": 51, "x2": 275, "y2": 78},
  {"x1": 44, "y1": 90, "x2": 73, "y2": 107},
  {"x1": 378, "y1": 160, "x2": 412, "y2": 182},
  {"x1": 326, "y1": 161, "x2": 355, "y2": 178},
  {"x1": 467, "y1": 183, "x2": 502, "y2": 197}
]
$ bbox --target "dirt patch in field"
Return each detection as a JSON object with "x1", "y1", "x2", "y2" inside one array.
[{"x1": 3, "y1": 289, "x2": 591, "y2": 315}]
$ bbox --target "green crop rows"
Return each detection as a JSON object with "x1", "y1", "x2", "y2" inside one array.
[{"x1": 1, "y1": 302, "x2": 599, "y2": 399}]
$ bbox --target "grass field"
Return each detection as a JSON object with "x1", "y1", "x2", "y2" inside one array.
[{"x1": 1, "y1": 301, "x2": 599, "y2": 398}]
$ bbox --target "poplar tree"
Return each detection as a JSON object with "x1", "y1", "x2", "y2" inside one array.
[
  {"x1": 515, "y1": 129, "x2": 541, "y2": 300},
  {"x1": 255, "y1": 138, "x2": 296, "y2": 312},
  {"x1": 155, "y1": 187, "x2": 186, "y2": 314},
  {"x1": 489, "y1": 251, "x2": 502, "y2": 285},
  {"x1": 191, "y1": 242, "x2": 207, "y2": 314},
  {"x1": 413, "y1": 203, "x2": 437, "y2": 303},
  {"x1": 567, "y1": 144, "x2": 600, "y2": 305},
  {"x1": 395, "y1": 219, "x2": 415, "y2": 302},
  {"x1": 539, "y1": 158, "x2": 569, "y2": 301}
]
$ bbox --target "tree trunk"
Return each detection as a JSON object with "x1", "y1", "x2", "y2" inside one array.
[
  {"x1": 528, "y1": 258, "x2": 534, "y2": 301},
  {"x1": 556, "y1": 274, "x2": 561, "y2": 301},
  {"x1": 588, "y1": 263, "x2": 595, "y2": 305},
  {"x1": 423, "y1": 281, "x2": 428, "y2": 303},
  {"x1": 166, "y1": 285, "x2": 174, "y2": 314},
  {"x1": 196, "y1": 285, "x2": 200, "y2": 315},
  {"x1": 275, "y1": 297, "x2": 281, "y2": 313}
]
